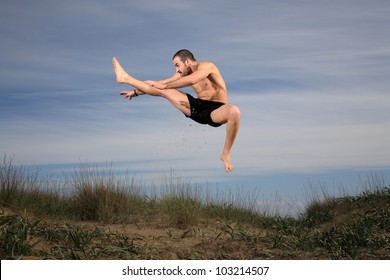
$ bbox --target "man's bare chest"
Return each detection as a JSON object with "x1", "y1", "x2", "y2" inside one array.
[{"x1": 192, "y1": 79, "x2": 216, "y2": 94}]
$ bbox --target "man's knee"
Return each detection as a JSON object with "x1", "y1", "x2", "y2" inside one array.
[
  {"x1": 159, "y1": 89, "x2": 173, "y2": 98},
  {"x1": 228, "y1": 105, "x2": 241, "y2": 121}
]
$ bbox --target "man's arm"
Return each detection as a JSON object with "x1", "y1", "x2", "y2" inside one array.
[
  {"x1": 158, "y1": 72, "x2": 181, "y2": 84},
  {"x1": 147, "y1": 62, "x2": 214, "y2": 90},
  {"x1": 141, "y1": 73, "x2": 180, "y2": 93},
  {"x1": 165, "y1": 62, "x2": 213, "y2": 89}
]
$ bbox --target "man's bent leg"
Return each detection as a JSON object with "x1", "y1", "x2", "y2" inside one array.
[{"x1": 211, "y1": 104, "x2": 241, "y2": 172}]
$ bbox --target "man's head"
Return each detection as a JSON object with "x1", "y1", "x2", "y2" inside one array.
[{"x1": 172, "y1": 49, "x2": 196, "y2": 77}]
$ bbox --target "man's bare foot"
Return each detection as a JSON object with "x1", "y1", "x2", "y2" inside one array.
[
  {"x1": 220, "y1": 153, "x2": 233, "y2": 172},
  {"x1": 120, "y1": 90, "x2": 140, "y2": 100},
  {"x1": 112, "y1": 57, "x2": 130, "y2": 84}
]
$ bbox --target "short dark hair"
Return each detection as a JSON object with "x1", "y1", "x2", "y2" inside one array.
[{"x1": 172, "y1": 49, "x2": 196, "y2": 62}]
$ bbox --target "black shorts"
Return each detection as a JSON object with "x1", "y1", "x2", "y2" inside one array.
[{"x1": 185, "y1": 94, "x2": 225, "y2": 127}]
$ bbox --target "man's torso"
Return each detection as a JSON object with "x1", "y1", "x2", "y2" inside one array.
[{"x1": 192, "y1": 62, "x2": 228, "y2": 104}]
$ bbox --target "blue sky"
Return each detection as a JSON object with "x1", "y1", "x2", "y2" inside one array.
[{"x1": 1, "y1": 0, "x2": 390, "y2": 215}]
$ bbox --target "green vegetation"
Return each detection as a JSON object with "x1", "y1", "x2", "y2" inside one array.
[{"x1": 1, "y1": 156, "x2": 389, "y2": 259}]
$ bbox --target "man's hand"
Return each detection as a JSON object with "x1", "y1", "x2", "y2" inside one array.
[
  {"x1": 145, "y1": 80, "x2": 167, "y2": 89},
  {"x1": 120, "y1": 90, "x2": 138, "y2": 100}
]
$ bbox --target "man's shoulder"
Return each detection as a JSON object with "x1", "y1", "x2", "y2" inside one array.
[
  {"x1": 198, "y1": 61, "x2": 218, "y2": 71},
  {"x1": 199, "y1": 60, "x2": 215, "y2": 66}
]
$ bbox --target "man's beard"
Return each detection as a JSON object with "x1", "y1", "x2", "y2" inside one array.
[{"x1": 181, "y1": 66, "x2": 192, "y2": 77}]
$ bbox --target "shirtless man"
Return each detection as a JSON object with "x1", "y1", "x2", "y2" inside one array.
[{"x1": 112, "y1": 49, "x2": 240, "y2": 172}]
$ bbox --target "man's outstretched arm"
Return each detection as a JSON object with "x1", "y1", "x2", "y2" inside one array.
[
  {"x1": 149, "y1": 62, "x2": 214, "y2": 89},
  {"x1": 143, "y1": 72, "x2": 182, "y2": 90},
  {"x1": 158, "y1": 72, "x2": 181, "y2": 84},
  {"x1": 168, "y1": 62, "x2": 213, "y2": 88}
]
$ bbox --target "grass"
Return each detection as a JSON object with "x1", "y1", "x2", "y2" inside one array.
[{"x1": 1, "y1": 155, "x2": 389, "y2": 259}]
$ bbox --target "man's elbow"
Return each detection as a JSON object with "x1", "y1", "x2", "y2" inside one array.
[
  {"x1": 190, "y1": 76, "x2": 204, "y2": 85},
  {"x1": 189, "y1": 79, "x2": 198, "y2": 85}
]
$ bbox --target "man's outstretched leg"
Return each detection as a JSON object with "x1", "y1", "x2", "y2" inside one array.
[
  {"x1": 113, "y1": 57, "x2": 191, "y2": 116},
  {"x1": 211, "y1": 104, "x2": 241, "y2": 172},
  {"x1": 113, "y1": 57, "x2": 162, "y2": 97}
]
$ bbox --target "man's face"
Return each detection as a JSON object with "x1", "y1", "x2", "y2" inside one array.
[{"x1": 173, "y1": 57, "x2": 191, "y2": 77}]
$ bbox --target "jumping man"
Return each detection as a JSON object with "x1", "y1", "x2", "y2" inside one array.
[{"x1": 112, "y1": 49, "x2": 240, "y2": 172}]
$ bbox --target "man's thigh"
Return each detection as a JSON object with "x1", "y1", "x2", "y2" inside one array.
[
  {"x1": 161, "y1": 89, "x2": 191, "y2": 116},
  {"x1": 210, "y1": 104, "x2": 230, "y2": 124}
]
